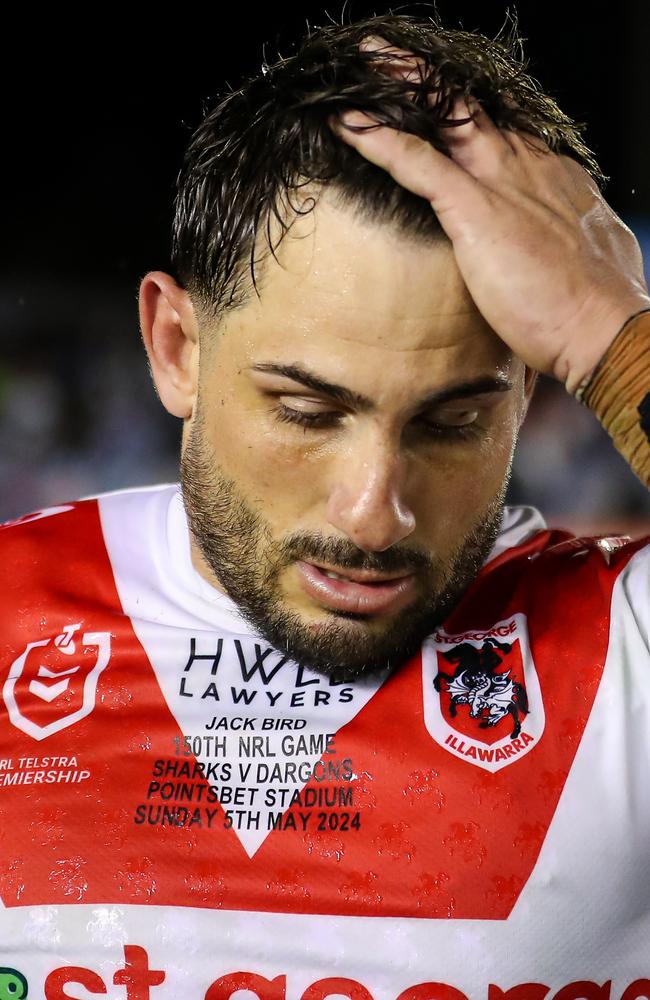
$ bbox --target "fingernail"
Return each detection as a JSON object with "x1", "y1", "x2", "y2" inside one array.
[
  {"x1": 338, "y1": 109, "x2": 376, "y2": 129},
  {"x1": 359, "y1": 34, "x2": 391, "y2": 52}
]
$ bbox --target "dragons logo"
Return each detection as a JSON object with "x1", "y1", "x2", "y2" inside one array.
[
  {"x1": 434, "y1": 638, "x2": 528, "y2": 739},
  {"x1": 422, "y1": 615, "x2": 545, "y2": 771}
]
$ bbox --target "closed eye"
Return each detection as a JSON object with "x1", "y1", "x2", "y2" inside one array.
[
  {"x1": 274, "y1": 402, "x2": 341, "y2": 430},
  {"x1": 274, "y1": 401, "x2": 482, "y2": 441},
  {"x1": 420, "y1": 407, "x2": 479, "y2": 428}
]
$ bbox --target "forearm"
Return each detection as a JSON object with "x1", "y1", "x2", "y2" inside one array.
[{"x1": 574, "y1": 308, "x2": 650, "y2": 489}]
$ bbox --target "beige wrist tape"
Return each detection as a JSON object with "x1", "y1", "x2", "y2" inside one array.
[{"x1": 574, "y1": 309, "x2": 650, "y2": 489}]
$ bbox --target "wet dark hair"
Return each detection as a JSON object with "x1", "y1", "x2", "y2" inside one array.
[{"x1": 171, "y1": 10, "x2": 603, "y2": 324}]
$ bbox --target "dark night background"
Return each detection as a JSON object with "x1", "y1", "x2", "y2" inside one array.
[{"x1": 2, "y1": 1, "x2": 650, "y2": 532}]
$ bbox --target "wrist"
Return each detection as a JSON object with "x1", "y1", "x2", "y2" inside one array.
[
  {"x1": 570, "y1": 306, "x2": 650, "y2": 403},
  {"x1": 570, "y1": 306, "x2": 650, "y2": 490},
  {"x1": 562, "y1": 298, "x2": 650, "y2": 397}
]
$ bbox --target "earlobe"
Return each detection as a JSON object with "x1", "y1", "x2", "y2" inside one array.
[{"x1": 138, "y1": 271, "x2": 199, "y2": 419}]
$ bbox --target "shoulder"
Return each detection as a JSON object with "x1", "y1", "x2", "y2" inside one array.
[
  {"x1": 0, "y1": 482, "x2": 178, "y2": 532},
  {"x1": 0, "y1": 482, "x2": 179, "y2": 584},
  {"x1": 488, "y1": 503, "x2": 650, "y2": 573},
  {"x1": 0, "y1": 483, "x2": 182, "y2": 657},
  {"x1": 436, "y1": 506, "x2": 650, "y2": 663},
  {"x1": 478, "y1": 503, "x2": 650, "y2": 636}
]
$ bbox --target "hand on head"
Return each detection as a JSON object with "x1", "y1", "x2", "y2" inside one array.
[{"x1": 329, "y1": 35, "x2": 650, "y2": 394}]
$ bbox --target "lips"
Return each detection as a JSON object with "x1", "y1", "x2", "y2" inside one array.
[{"x1": 295, "y1": 560, "x2": 417, "y2": 615}]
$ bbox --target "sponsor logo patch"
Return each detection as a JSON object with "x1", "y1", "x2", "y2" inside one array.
[
  {"x1": 3, "y1": 623, "x2": 111, "y2": 741},
  {"x1": 422, "y1": 614, "x2": 544, "y2": 771}
]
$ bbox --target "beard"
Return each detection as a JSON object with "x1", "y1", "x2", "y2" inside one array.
[{"x1": 180, "y1": 414, "x2": 507, "y2": 683}]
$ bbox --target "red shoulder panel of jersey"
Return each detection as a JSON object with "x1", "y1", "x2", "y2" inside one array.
[
  {"x1": 0, "y1": 502, "x2": 648, "y2": 919},
  {"x1": 0, "y1": 499, "x2": 193, "y2": 906}
]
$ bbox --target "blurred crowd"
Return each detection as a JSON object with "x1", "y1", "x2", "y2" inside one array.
[{"x1": 2, "y1": 221, "x2": 650, "y2": 538}]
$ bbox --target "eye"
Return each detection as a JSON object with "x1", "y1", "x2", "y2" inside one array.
[
  {"x1": 426, "y1": 407, "x2": 479, "y2": 427},
  {"x1": 274, "y1": 398, "x2": 342, "y2": 429},
  {"x1": 417, "y1": 407, "x2": 480, "y2": 440}
]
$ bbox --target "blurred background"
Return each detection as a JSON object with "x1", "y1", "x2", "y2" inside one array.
[{"x1": 2, "y1": 1, "x2": 649, "y2": 535}]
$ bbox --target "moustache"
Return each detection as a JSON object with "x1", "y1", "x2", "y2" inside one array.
[{"x1": 274, "y1": 532, "x2": 435, "y2": 575}]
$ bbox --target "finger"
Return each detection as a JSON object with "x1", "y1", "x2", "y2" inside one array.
[
  {"x1": 358, "y1": 34, "x2": 426, "y2": 86},
  {"x1": 443, "y1": 98, "x2": 518, "y2": 179},
  {"x1": 358, "y1": 33, "x2": 521, "y2": 180},
  {"x1": 559, "y1": 155, "x2": 602, "y2": 205},
  {"x1": 358, "y1": 34, "x2": 451, "y2": 114},
  {"x1": 505, "y1": 130, "x2": 601, "y2": 211},
  {"x1": 358, "y1": 33, "x2": 432, "y2": 106},
  {"x1": 328, "y1": 110, "x2": 491, "y2": 242}
]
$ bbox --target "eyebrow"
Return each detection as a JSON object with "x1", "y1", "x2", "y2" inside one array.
[{"x1": 250, "y1": 362, "x2": 514, "y2": 410}]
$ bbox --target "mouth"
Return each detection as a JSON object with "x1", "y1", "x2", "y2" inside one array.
[{"x1": 295, "y1": 560, "x2": 417, "y2": 615}]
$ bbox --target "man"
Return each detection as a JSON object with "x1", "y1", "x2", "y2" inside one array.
[{"x1": 1, "y1": 12, "x2": 650, "y2": 999}]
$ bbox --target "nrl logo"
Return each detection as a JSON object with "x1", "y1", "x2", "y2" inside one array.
[
  {"x1": 3, "y1": 623, "x2": 111, "y2": 741},
  {"x1": 422, "y1": 614, "x2": 545, "y2": 772}
]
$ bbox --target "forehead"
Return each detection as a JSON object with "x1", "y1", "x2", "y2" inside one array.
[{"x1": 215, "y1": 189, "x2": 514, "y2": 388}]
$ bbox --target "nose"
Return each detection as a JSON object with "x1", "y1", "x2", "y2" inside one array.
[{"x1": 325, "y1": 436, "x2": 416, "y2": 552}]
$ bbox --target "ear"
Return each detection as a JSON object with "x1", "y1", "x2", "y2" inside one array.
[{"x1": 139, "y1": 271, "x2": 199, "y2": 419}]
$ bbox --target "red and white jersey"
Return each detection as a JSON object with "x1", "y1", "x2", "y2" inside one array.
[{"x1": 1, "y1": 482, "x2": 650, "y2": 1000}]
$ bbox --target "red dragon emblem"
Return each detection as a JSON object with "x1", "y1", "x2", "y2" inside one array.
[
  {"x1": 422, "y1": 615, "x2": 545, "y2": 772},
  {"x1": 434, "y1": 637, "x2": 528, "y2": 743}
]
